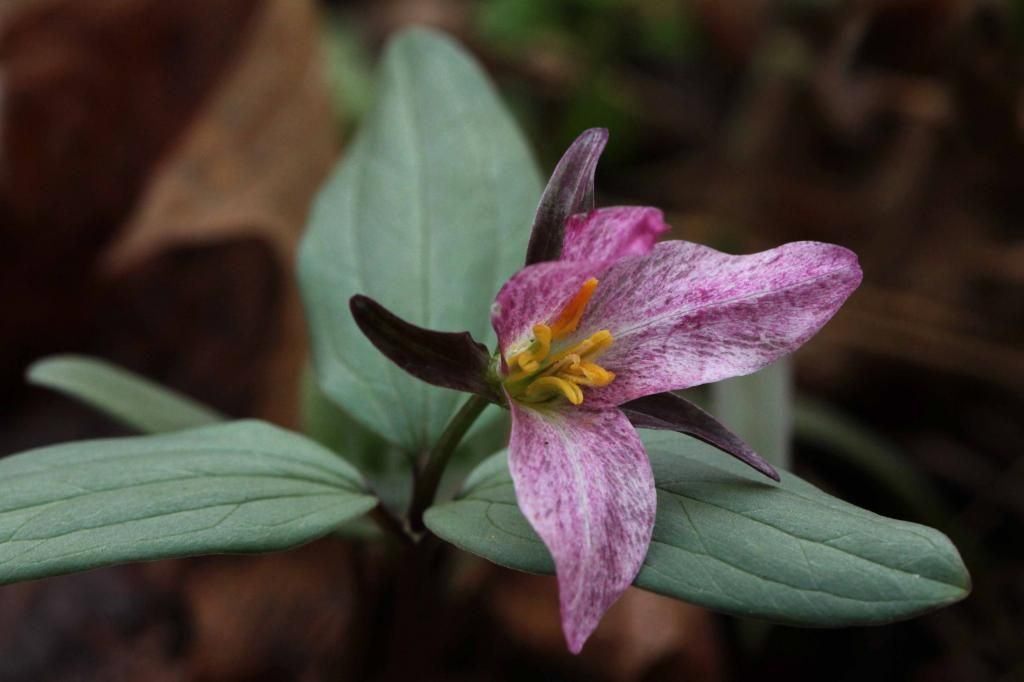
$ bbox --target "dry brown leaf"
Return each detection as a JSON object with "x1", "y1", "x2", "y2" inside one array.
[
  {"x1": 1, "y1": 3, "x2": 342, "y2": 676},
  {"x1": 97, "y1": 0, "x2": 338, "y2": 426},
  {"x1": 102, "y1": 0, "x2": 337, "y2": 272},
  {"x1": 491, "y1": 572, "x2": 723, "y2": 681},
  {"x1": 0, "y1": 0, "x2": 260, "y2": 383},
  {"x1": 182, "y1": 540, "x2": 358, "y2": 682}
]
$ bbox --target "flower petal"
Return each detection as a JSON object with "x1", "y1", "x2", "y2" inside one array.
[
  {"x1": 621, "y1": 391, "x2": 779, "y2": 481},
  {"x1": 561, "y1": 207, "x2": 669, "y2": 263},
  {"x1": 525, "y1": 128, "x2": 609, "y2": 265},
  {"x1": 508, "y1": 401, "x2": 656, "y2": 653},
  {"x1": 491, "y1": 259, "x2": 602, "y2": 354},
  {"x1": 350, "y1": 295, "x2": 499, "y2": 401},
  {"x1": 579, "y1": 240, "x2": 862, "y2": 405}
]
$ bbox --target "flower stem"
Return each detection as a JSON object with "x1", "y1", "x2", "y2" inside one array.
[
  {"x1": 369, "y1": 505, "x2": 414, "y2": 545},
  {"x1": 409, "y1": 394, "x2": 489, "y2": 532}
]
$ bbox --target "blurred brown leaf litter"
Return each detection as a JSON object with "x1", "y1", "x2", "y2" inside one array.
[
  {"x1": 0, "y1": 0, "x2": 1023, "y2": 680},
  {"x1": 0, "y1": 0, "x2": 342, "y2": 679}
]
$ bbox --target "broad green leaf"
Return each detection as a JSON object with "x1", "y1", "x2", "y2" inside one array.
[
  {"x1": 300, "y1": 369, "x2": 410, "y2": 515},
  {"x1": 0, "y1": 421, "x2": 376, "y2": 585},
  {"x1": 27, "y1": 355, "x2": 224, "y2": 434},
  {"x1": 425, "y1": 430, "x2": 970, "y2": 626},
  {"x1": 710, "y1": 358, "x2": 792, "y2": 469},
  {"x1": 298, "y1": 28, "x2": 542, "y2": 452},
  {"x1": 333, "y1": 515, "x2": 385, "y2": 541}
]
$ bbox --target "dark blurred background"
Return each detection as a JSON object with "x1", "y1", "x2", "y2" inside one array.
[{"x1": 0, "y1": 0, "x2": 1021, "y2": 680}]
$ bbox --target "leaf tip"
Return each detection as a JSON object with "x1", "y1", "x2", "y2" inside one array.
[
  {"x1": 24, "y1": 359, "x2": 47, "y2": 385},
  {"x1": 385, "y1": 25, "x2": 467, "y2": 68},
  {"x1": 24, "y1": 353, "x2": 73, "y2": 385},
  {"x1": 348, "y1": 293, "x2": 371, "y2": 315},
  {"x1": 761, "y1": 462, "x2": 782, "y2": 482}
]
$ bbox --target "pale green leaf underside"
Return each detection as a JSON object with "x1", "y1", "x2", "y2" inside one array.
[
  {"x1": 425, "y1": 430, "x2": 970, "y2": 626},
  {"x1": 27, "y1": 354, "x2": 224, "y2": 434},
  {"x1": 710, "y1": 358, "x2": 793, "y2": 469},
  {"x1": 0, "y1": 421, "x2": 376, "y2": 585},
  {"x1": 298, "y1": 28, "x2": 542, "y2": 452}
]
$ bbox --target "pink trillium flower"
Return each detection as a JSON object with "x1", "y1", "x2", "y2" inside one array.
[
  {"x1": 350, "y1": 129, "x2": 862, "y2": 653},
  {"x1": 490, "y1": 206, "x2": 861, "y2": 652}
]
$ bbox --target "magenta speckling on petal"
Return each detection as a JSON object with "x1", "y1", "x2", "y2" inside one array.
[
  {"x1": 507, "y1": 400, "x2": 655, "y2": 653},
  {"x1": 354, "y1": 129, "x2": 864, "y2": 655},
  {"x1": 491, "y1": 201, "x2": 861, "y2": 652},
  {"x1": 561, "y1": 206, "x2": 670, "y2": 263}
]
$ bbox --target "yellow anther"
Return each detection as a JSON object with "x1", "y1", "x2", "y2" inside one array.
[
  {"x1": 528, "y1": 324, "x2": 552, "y2": 360},
  {"x1": 570, "y1": 362, "x2": 616, "y2": 387},
  {"x1": 540, "y1": 353, "x2": 581, "y2": 378},
  {"x1": 506, "y1": 324, "x2": 553, "y2": 380},
  {"x1": 580, "y1": 330, "x2": 613, "y2": 359},
  {"x1": 503, "y1": 279, "x2": 616, "y2": 406},
  {"x1": 523, "y1": 376, "x2": 584, "y2": 405},
  {"x1": 550, "y1": 278, "x2": 598, "y2": 339},
  {"x1": 548, "y1": 329, "x2": 614, "y2": 365}
]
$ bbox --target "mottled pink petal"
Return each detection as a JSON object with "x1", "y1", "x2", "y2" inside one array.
[
  {"x1": 561, "y1": 207, "x2": 669, "y2": 263},
  {"x1": 492, "y1": 240, "x2": 861, "y2": 406},
  {"x1": 578, "y1": 240, "x2": 862, "y2": 405},
  {"x1": 491, "y1": 259, "x2": 602, "y2": 354},
  {"x1": 508, "y1": 401, "x2": 655, "y2": 653}
]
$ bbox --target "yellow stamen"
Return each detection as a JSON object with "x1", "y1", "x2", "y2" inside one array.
[
  {"x1": 506, "y1": 324, "x2": 552, "y2": 380},
  {"x1": 548, "y1": 329, "x2": 613, "y2": 365},
  {"x1": 503, "y1": 278, "x2": 617, "y2": 406},
  {"x1": 539, "y1": 353, "x2": 580, "y2": 377},
  {"x1": 568, "y1": 361, "x2": 616, "y2": 387},
  {"x1": 523, "y1": 376, "x2": 584, "y2": 405}
]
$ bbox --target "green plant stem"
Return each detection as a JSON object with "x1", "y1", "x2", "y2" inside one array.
[
  {"x1": 409, "y1": 394, "x2": 489, "y2": 532},
  {"x1": 369, "y1": 505, "x2": 414, "y2": 545}
]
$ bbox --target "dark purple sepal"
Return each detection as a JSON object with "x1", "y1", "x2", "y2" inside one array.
[
  {"x1": 524, "y1": 128, "x2": 609, "y2": 265},
  {"x1": 621, "y1": 392, "x2": 780, "y2": 482},
  {"x1": 350, "y1": 295, "x2": 500, "y2": 402}
]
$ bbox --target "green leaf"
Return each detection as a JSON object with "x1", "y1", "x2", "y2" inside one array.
[
  {"x1": 710, "y1": 358, "x2": 793, "y2": 469},
  {"x1": 0, "y1": 421, "x2": 377, "y2": 585},
  {"x1": 298, "y1": 28, "x2": 542, "y2": 452},
  {"x1": 425, "y1": 430, "x2": 970, "y2": 626},
  {"x1": 300, "y1": 369, "x2": 411, "y2": 515},
  {"x1": 27, "y1": 354, "x2": 224, "y2": 434}
]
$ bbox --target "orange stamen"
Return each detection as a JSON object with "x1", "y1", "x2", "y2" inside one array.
[
  {"x1": 502, "y1": 278, "x2": 616, "y2": 406},
  {"x1": 550, "y1": 277, "x2": 598, "y2": 339}
]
